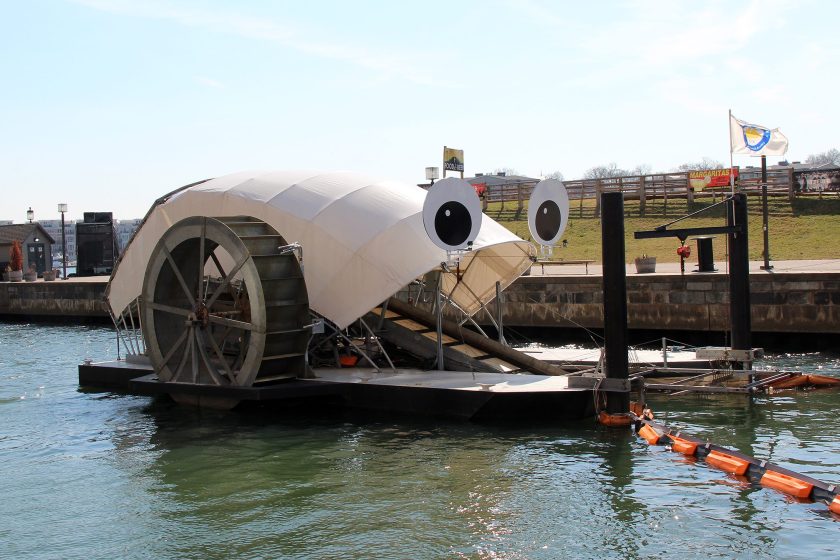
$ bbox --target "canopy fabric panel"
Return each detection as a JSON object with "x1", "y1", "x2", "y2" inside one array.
[{"x1": 106, "y1": 170, "x2": 535, "y2": 329}]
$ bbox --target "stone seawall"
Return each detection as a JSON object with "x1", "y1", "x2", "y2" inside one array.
[
  {"x1": 485, "y1": 272, "x2": 840, "y2": 334},
  {"x1": 0, "y1": 279, "x2": 108, "y2": 319},
  {"x1": 3, "y1": 271, "x2": 839, "y2": 335}
]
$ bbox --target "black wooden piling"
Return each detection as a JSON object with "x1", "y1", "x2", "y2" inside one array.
[
  {"x1": 601, "y1": 192, "x2": 630, "y2": 413},
  {"x1": 728, "y1": 193, "x2": 752, "y2": 360}
]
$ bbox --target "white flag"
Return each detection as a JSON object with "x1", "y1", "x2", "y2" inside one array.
[{"x1": 730, "y1": 113, "x2": 789, "y2": 156}]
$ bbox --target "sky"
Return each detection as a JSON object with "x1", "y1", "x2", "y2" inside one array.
[{"x1": 2, "y1": 0, "x2": 838, "y2": 221}]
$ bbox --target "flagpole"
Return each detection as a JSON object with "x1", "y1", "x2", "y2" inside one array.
[{"x1": 729, "y1": 109, "x2": 735, "y2": 195}]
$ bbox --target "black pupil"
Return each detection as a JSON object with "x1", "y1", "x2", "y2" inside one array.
[
  {"x1": 434, "y1": 201, "x2": 472, "y2": 247},
  {"x1": 536, "y1": 200, "x2": 561, "y2": 241}
]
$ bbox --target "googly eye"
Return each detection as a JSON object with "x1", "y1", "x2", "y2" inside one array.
[
  {"x1": 527, "y1": 178, "x2": 569, "y2": 246},
  {"x1": 422, "y1": 177, "x2": 483, "y2": 251}
]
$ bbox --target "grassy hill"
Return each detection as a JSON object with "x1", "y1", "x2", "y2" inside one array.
[{"x1": 487, "y1": 194, "x2": 840, "y2": 263}]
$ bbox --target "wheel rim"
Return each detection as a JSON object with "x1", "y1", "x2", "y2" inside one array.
[{"x1": 141, "y1": 216, "x2": 309, "y2": 387}]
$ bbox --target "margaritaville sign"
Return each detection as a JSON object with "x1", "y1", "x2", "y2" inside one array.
[{"x1": 689, "y1": 168, "x2": 739, "y2": 190}]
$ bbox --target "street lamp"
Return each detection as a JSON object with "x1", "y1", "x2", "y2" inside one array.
[
  {"x1": 425, "y1": 167, "x2": 440, "y2": 186},
  {"x1": 26, "y1": 207, "x2": 34, "y2": 223},
  {"x1": 58, "y1": 203, "x2": 68, "y2": 279}
]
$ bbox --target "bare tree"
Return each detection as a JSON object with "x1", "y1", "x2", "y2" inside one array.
[
  {"x1": 805, "y1": 148, "x2": 840, "y2": 167},
  {"x1": 544, "y1": 170, "x2": 564, "y2": 180},
  {"x1": 631, "y1": 164, "x2": 652, "y2": 176},
  {"x1": 493, "y1": 167, "x2": 520, "y2": 176},
  {"x1": 674, "y1": 157, "x2": 725, "y2": 172},
  {"x1": 583, "y1": 162, "x2": 628, "y2": 179}
]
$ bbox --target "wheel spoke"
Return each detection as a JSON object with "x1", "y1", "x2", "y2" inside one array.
[
  {"x1": 147, "y1": 301, "x2": 192, "y2": 317},
  {"x1": 173, "y1": 330, "x2": 193, "y2": 382},
  {"x1": 162, "y1": 244, "x2": 196, "y2": 307},
  {"x1": 206, "y1": 328, "x2": 237, "y2": 384},
  {"x1": 195, "y1": 330, "x2": 225, "y2": 385},
  {"x1": 206, "y1": 254, "x2": 249, "y2": 309},
  {"x1": 208, "y1": 314, "x2": 254, "y2": 331},
  {"x1": 210, "y1": 251, "x2": 226, "y2": 279},
  {"x1": 198, "y1": 219, "x2": 206, "y2": 300},
  {"x1": 191, "y1": 330, "x2": 199, "y2": 383},
  {"x1": 160, "y1": 328, "x2": 189, "y2": 367}
]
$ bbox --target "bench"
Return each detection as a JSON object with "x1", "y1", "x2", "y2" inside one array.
[{"x1": 535, "y1": 259, "x2": 595, "y2": 275}]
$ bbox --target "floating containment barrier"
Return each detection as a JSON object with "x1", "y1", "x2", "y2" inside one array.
[
  {"x1": 629, "y1": 406, "x2": 840, "y2": 517},
  {"x1": 638, "y1": 423, "x2": 662, "y2": 445},
  {"x1": 760, "y1": 470, "x2": 814, "y2": 499},
  {"x1": 830, "y1": 496, "x2": 840, "y2": 515},
  {"x1": 598, "y1": 411, "x2": 633, "y2": 427},
  {"x1": 669, "y1": 434, "x2": 698, "y2": 456},
  {"x1": 705, "y1": 450, "x2": 751, "y2": 476}
]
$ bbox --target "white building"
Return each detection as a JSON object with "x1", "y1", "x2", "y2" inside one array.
[
  {"x1": 115, "y1": 219, "x2": 143, "y2": 252},
  {"x1": 39, "y1": 219, "x2": 77, "y2": 265}
]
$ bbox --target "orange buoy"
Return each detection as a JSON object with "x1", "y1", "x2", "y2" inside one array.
[
  {"x1": 669, "y1": 435, "x2": 698, "y2": 456},
  {"x1": 598, "y1": 411, "x2": 632, "y2": 427},
  {"x1": 638, "y1": 424, "x2": 661, "y2": 445},
  {"x1": 760, "y1": 470, "x2": 814, "y2": 499},
  {"x1": 705, "y1": 450, "x2": 751, "y2": 476},
  {"x1": 830, "y1": 496, "x2": 840, "y2": 515}
]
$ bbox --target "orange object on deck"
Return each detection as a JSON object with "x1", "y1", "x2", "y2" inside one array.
[
  {"x1": 339, "y1": 355, "x2": 359, "y2": 367},
  {"x1": 598, "y1": 411, "x2": 632, "y2": 427},
  {"x1": 669, "y1": 435, "x2": 698, "y2": 456},
  {"x1": 760, "y1": 470, "x2": 814, "y2": 499},
  {"x1": 830, "y1": 496, "x2": 840, "y2": 515},
  {"x1": 638, "y1": 424, "x2": 661, "y2": 445},
  {"x1": 705, "y1": 450, "x2": 751, "y2": 475}
]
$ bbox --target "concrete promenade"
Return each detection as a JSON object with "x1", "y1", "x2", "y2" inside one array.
[{"x1": 529, "y1": 259, "x2": 840, "y2": 277}]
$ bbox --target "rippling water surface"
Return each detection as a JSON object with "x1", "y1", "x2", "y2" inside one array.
[{"x1": 1, "y1": 324, "x2": 838, "y2": 559}]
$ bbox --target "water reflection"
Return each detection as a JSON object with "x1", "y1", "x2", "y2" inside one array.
[{"x1": 3, "y1": 323, "x2": 840, "y2": 559}]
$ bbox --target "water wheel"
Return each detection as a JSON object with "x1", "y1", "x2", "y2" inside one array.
[{"x1": 140, "y1": 216, "x2": 310, "y2": 405}]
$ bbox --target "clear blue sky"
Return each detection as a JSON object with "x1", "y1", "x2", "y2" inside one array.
[{"x1": 2, "y1": 0, "x2": 837, "y2": 221}]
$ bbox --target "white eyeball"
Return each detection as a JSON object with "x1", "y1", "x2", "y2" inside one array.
[
  {"x1": 422, "y1": 177, "x2": 483, "y2": 251},
  {"x1": 527, "y1": 178, "x2": 569, "y2": 246}
]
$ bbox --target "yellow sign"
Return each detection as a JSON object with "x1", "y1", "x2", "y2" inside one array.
[{"x1": 443, "y1": 147, "x2": 464, "y2": 172}]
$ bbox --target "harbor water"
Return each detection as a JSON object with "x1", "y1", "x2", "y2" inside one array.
[{"x1": 1, "y1": 323, "x2": 838, "y2": 559}]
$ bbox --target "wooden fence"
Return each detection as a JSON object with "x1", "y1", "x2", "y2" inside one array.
[{"x1": 481, "y1": 167, "x2": 798, "y2": 217}]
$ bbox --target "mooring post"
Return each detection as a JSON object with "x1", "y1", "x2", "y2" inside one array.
[
  {"x1": 728, "y1": 192, "x2": 752, "y2": 370},
  {"x1": 601, "y1": 191, "x2": 630, "y2": 413},
  {"x1": 760, "y1": 155, "x2": 773, "y2": 271}
]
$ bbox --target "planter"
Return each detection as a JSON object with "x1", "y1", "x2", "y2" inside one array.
[
  {"x1": 43, "y1": 270, "x2": 57, "y2": 281},
  {"x1": 8, "y1": 270, "x2": 23, "y2": 282},
  {"x1": 634, "y1": 256, "x2": 657, "y2": 274},
  {"x1": 24, "y1": 271, "x2": 37, "y2": 282}
]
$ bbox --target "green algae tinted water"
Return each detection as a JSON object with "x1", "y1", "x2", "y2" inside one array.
[{"x1": 1, "y1": 323, "x2": 838, "y2": 559}]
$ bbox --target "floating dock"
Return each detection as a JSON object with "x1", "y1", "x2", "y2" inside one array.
[{"x1": 79, "y1": 361, "x2": 602, "y2": 420}]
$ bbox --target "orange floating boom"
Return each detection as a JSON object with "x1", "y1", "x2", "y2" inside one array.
[
  {"x1": 705, "y1": 450, "x2": 751, "y2": 476},
  {"x1": 638, "y1": 423, "x2": 661, "y2": 445},
  {"x1": 669, "y1": 435, "x2": 698, "y2": 456},
  {"x1": 760, "y1": 470, "x2": 814, "y2": 499},
  {"x1": 830, "y1": 496, "x2": 840, "y2": 515}
]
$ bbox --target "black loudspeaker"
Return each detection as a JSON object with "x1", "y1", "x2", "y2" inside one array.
[
  {"x1": 422, "y1": 177, "x2": 483, "y2": 252},
  {"x1": 527, "y1": 178, "x2": 569, "y2": 247}
]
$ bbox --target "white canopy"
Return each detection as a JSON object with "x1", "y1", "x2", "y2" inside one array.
[{"x1": 106, "y1": 170, "x2": 535, "y2": 328}]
